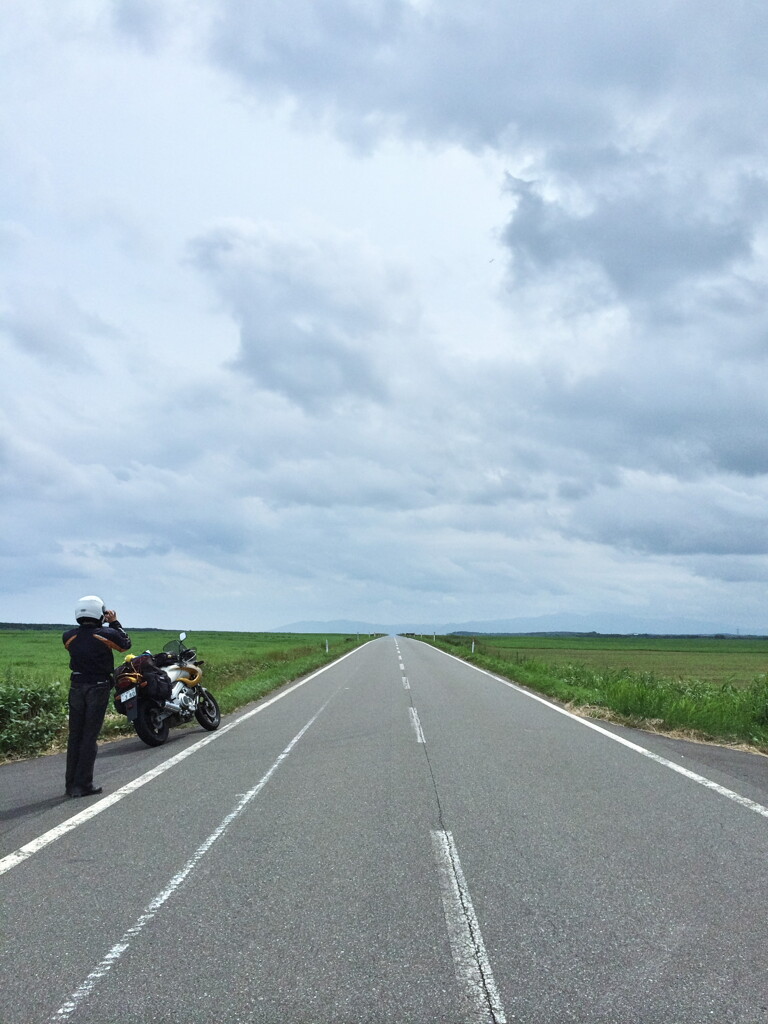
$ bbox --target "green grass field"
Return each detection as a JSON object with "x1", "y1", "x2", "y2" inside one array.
[
  {"x1": 0, "y1": 628, "x2": 364, "y2": 681},
  {"x1": 0, "y1": 628, "x2": 370, "y2": 760},
  {"x1": 464, "y1": 635, "x2": 768, "y2": 688}
]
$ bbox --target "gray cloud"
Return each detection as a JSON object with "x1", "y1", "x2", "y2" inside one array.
[
  {"x1": 503, "y1": 176, "x2": 756, "y2": 301},
  {"x1": 209, "y1": 2, "x2": 768, "y2": 151},
  {"x1": 112, "y1": 0, "x2": 160, "y2": 44},
  {"x1": 189, "y1": 222, "x2": 418, "y2": 412},
  {"x1": 690, "y1": 556, "x2": 768, "y2": 585},
  {"x1": 0, "y1": 287, "x2": 122, "y2": 362},
  {"x1": 568, "y1": 476, "x2": 768, "y2": 557}
]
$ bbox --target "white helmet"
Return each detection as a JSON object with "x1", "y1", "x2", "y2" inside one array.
[{"x1": 75, "y1": 595, "x2": 106, "y2": 622}]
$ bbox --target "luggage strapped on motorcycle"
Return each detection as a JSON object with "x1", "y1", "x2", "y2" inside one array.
[{"x1": 114, "y1": 653, "x2": 172, "y2": 703}]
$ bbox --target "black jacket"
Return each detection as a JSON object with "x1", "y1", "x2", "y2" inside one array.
[{"x1": 62, "y1": 621, "x2": 132, "y2": 685}]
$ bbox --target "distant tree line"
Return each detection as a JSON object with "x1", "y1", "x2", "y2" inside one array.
[{"x1": 0, "y1": 623, "x2": 72, "y2": 631}]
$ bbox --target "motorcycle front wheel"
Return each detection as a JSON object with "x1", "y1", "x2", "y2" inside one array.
[
  {"x1": 195, "y1": 688, "x2": 221, "y2": 731},
  {"x1": 134, "y1": 701, "x2": 170, "y2": 747}
]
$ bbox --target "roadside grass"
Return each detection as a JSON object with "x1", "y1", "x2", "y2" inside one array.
[
  {"x1": 0, "y1": 669, "x2": 66, "y2": 761},
  {"x1": 0, "y1": 630, "x2": 370, "y2": 761},
  {"x1": 466, "y1": 634, "x2": 768, "y2": 688},
  {"x1": 424, "y1": 636, "x2": 768, "y2": 752}
]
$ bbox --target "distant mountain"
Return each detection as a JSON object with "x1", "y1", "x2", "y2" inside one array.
[{"x1": 270, "y1": 613, "x2": 755, "y2": 636}]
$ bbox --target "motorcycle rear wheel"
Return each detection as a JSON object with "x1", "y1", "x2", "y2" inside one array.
[
  {"x1": 195, "y1": 688, "x2": 221, "y2": 731},
  {"x1": 134, "y1": 701, "x2": 170, "y2": 746}
]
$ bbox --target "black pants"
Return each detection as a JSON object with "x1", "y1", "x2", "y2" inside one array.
[{"x1": 65, "y1": 682, "x2": 111, "y2": 793}]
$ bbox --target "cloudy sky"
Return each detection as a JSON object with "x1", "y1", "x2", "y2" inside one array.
[{"x1": 2, "y1": 0, "x2": 767, "y2": 633}]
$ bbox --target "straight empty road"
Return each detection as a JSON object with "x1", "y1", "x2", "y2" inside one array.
[{"x1": 2, "y1": 636, "x2": 767, "y2": 1023}]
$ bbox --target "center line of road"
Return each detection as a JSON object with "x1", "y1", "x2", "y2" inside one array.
[
  {"x1": 402, "y1": 676, "x2": 410, "y2": 690},
  {"x1": 48, "y1": 702, "x2": 330, "y2": 1024},
  {"x1": 431, "y1": 830, "x2": 507, "y2": 1024},
  {"x1": 409, "y1": 706, "x2": 426, "y2": 743}
]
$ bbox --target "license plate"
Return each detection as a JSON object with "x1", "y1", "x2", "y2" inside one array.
[{"x1": 120, "y1": 687, "x2": 137, "y2": 702}]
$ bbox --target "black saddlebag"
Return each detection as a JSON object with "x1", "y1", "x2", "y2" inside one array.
[{"x1": 114, "y1": 655, "x2": 172, "y2": 702}]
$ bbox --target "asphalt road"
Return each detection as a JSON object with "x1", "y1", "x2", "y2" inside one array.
[{"x1": 1, "y1": 636, "x2": 767, "y2": 1023}]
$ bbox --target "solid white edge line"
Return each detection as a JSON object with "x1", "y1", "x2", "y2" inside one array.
[
  {"x1": 409, "y1": 706, "x2": 426, "y2": 743},
  {"x1": 49, "y1": 704, "x2": 329, "y2": 1023},
  {"x1": 422, "y1": 642, "x2": 768, "y2": 820},
  {"x1": 0, "y1": 643, "x2": 369, "y2": 876},
  {"x1": 431, "y1": 830, "x2": 507, "y2": 1024}
]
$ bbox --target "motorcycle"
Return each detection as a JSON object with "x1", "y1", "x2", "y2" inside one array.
[{"x1": 113, "y1": 632, "x2": 221, "y2": 747}]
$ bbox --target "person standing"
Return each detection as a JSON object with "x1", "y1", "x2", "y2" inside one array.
[{"x1": 62, "y1": 595, "x2": 132, "y2": 797}]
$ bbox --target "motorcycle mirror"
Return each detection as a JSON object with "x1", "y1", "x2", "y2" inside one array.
[{"x1": 179, "y1": 632, "x2": 187, "y2": 642}]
